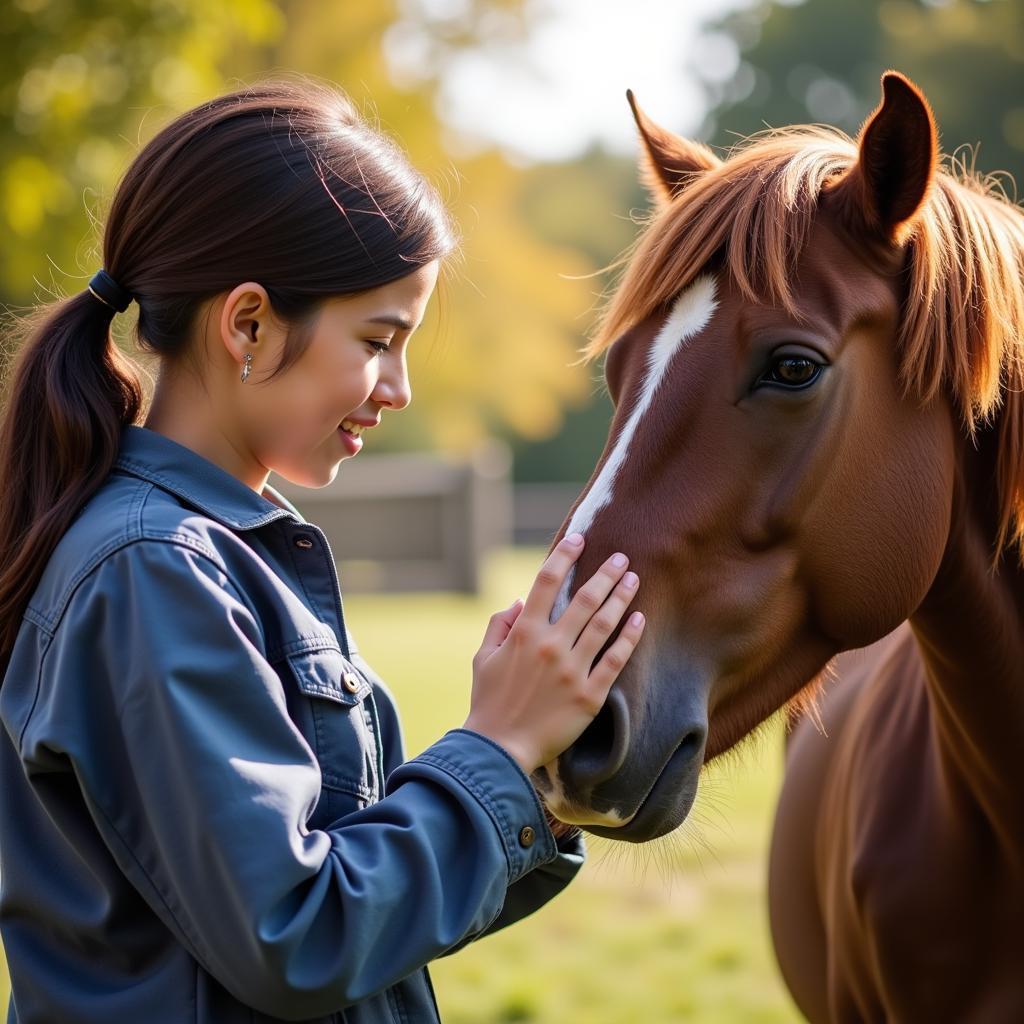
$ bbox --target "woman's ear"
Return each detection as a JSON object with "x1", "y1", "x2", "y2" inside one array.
[
  {"x1": 627, "y1": 90, "x2": 721, "y2": 206},
  {"x1": 219, "y1": 283, "x2": 274, "y2": 365},
  {"x1": 823, "y1": 71, "x2": 938, "y2": 245}
]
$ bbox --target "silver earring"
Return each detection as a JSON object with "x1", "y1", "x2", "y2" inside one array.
[{"x1": 241, "y1": 351, "x2": 253, "y2": 383}]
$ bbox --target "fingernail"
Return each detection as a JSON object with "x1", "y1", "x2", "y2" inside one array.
[
  {"x1": 622, "y1": 571, "x2": 638, "y2": 589},
  {"x1": 611, "y1": 553, "x2": 627, "y2": 568},
  {"x1": 564, "y1": 532, "x2": 584, "y2": 546},
  {"x1": 630, "y1": 611, "x2": 645, "y2": 627}
]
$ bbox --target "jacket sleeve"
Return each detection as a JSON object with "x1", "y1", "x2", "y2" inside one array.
[
  {"x1": 437, "y1": 829, "x2": 586, "y2": 957},
  {"x1": 34, "y1": 540, "x2": 561, "y2": 1021},
  {"x1": 355, "y1": 655, "x2": 587, "y2": 956}
]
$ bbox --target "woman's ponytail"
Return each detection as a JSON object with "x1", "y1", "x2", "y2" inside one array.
[{"x1": 0, "y1": 286, "x2": 144, "y2": 660}]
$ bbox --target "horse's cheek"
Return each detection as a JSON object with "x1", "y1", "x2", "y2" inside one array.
[{"x1": 803, "y1": 407, "x2": 954, "y2": 648}]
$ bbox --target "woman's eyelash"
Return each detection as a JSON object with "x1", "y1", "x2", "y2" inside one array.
[{"x1": 366, "y1": 340, "x2": 390, "y2": 355}]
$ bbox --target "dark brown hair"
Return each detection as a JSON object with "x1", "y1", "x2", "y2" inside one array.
[{"x1": 0, "y1": 76, "x2": 457, "y2": 663}]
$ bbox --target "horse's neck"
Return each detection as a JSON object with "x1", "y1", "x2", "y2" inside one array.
[{"x1": 909, "y1": 422, "x2": 1024, "y2": 839}]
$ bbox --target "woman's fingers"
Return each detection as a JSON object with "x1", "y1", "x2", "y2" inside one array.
[
  {"x1": 572, "y1": 570, "x2": 640, "y2": 664},
  {"x1": 466, "y1": 537, "x2": 645, "y2": 775},
  {"x1": 554, "y1": 551, "x2": 631, "y2": 643},
  {"x1": 586, "y1": 610, "x2": 646, "y2": 697},
  {"x1": 519, "y1": 532, "x2": 586, "y2": 621},
  {"x1": 474, "y1": 599, "x2": 524, "y2": 665}
]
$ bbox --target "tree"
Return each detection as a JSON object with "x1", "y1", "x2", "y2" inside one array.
[
  {"x1": 702, "y1": 0, "x2": 1024, "y2": 183},
  {"x1": 0, "y1": 0, "x2": 284, "y2": 299}
]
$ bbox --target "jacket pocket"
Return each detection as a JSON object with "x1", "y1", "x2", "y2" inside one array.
[{"x1": 281, "y1": 645, "x2": 381, "y2": 830}]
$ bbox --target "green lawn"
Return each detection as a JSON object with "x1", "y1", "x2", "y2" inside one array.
[{"x1": 0, "y1": 547, "x2": 803, "y2": 1022}]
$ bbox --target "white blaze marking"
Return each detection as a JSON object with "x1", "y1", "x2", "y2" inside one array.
[{"x1": 551, "y1": 274, "x2": 718, "y2": 623}]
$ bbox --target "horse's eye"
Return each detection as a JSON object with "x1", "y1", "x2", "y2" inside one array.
[{"x1": 761, "y1": 355, "x2": 822, "y2": 389}]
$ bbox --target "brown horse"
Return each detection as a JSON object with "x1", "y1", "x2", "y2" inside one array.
[{"x1": 538, "y1": 71, "x2": 1024, "y2": 1021}]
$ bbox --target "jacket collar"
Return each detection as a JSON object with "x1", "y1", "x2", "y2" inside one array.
[{"x1": 114, "y1": 424, "x2": 306, "y2": 531}]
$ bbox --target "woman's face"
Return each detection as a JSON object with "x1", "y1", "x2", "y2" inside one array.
[{"x1": 234, "y1": 261, "x2": 439, "y2": 489}]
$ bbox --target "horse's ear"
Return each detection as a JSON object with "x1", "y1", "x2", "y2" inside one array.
[
  {"x1": 627, "y1": 89, "x2": 721, "y2": 205},
  {"x1": 825, "y1": 71, "x2": 938, "y2": 244}
]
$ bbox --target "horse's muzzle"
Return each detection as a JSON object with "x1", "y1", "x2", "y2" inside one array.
[{"x1": 541, "y1": 682, "x2": 709, "y2": 842}]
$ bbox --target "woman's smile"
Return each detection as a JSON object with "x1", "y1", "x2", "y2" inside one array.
[
  {"x1": 337, "y1": 425, "x2": 362, "y2": 454},
  {"x1": 336, "y1": 413, "x2": 380, "y2": 455}
]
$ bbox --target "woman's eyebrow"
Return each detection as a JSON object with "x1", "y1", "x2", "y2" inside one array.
[{"x1": 364, "y1": 314, "x2": 414, "y2": 331}]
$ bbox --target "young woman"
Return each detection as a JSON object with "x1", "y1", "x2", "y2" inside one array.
[{"x1": 0, "y1": 79, "x2": 645, "y2": 1023}]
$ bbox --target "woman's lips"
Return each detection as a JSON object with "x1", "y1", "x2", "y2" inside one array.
[{"x1": 337, "y1": 425, "x2": 363, "y2": 455}]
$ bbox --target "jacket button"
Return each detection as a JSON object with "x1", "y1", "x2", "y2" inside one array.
[
  {"x1": 342, "y1": 671, "x2": 361, "y2": 693},
  {"x1": 294, "y1": 536, "x2": 314, "y2": 549},
  {"x1": 518, "y1": 826, "x2": 535, "y2": 848}
]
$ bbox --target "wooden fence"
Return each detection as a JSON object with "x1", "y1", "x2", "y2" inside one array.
[{"x1": 271, "y1": 441, "x2": 513, "y2": 594}]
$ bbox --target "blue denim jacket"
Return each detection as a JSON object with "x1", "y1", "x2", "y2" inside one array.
[{"x1": 0, "y1": 425, "x2": 584, "y2": 1023}]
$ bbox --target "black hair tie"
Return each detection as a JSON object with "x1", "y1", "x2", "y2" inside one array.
[{"x1": 87, "y1": 269, "x2": 134, "y2": 313}]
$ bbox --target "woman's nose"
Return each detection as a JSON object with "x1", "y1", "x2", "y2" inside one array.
[{"x1": 374, "y1": 360, "x2": 412, "y2": 411}]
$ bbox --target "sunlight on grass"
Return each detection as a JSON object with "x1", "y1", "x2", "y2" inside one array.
[{"x1": 0, "y1": 547, "x2": 803, "y2": 1022}]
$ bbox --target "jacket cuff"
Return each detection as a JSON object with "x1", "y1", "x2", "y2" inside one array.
[{"x1": 396, "y1": 728, "x2": 557, "y2": 883}]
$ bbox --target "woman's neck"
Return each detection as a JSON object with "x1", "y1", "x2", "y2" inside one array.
[{"x1": 144, "y1": 374, "x2": 269, "y2": 495}]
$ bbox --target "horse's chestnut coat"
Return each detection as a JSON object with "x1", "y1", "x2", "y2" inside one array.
[{"x1": 542, "y1": 71, "x2": 1024, "y2": 1023}]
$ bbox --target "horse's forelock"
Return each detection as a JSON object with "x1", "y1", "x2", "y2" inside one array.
[{"x1": 585, "y1": 127, "x2": 858, "y2": 362}]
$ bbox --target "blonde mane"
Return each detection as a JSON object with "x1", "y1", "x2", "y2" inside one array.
[{"x1": 586, "y1": 126, "x2": 1024, "y2": 564}]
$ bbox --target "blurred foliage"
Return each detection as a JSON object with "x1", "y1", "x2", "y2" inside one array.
[
  {"x1": 0, "y1": 0, "x2": 638, "y2": 460},
  {"x1": 700, "y1": 0, "x2": 1024, "y2": 182},
  {"x1": 509, "y1": 147, "x2": 644, "y2": 482},
  {"x1": 0, "y1": 0, "x2": 285, "y2": 295}
]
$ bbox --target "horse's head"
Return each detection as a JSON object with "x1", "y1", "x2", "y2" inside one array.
[{"x1": 538, "y1": 71, "x2": 1024, "y2": 841}]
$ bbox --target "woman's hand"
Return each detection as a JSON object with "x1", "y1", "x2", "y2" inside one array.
[{"x1": 463, "y1": 533, "x2": 645, "y2": 775}]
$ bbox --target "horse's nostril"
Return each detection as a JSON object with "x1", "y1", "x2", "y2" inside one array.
[
  {"x1": 560, "y1": 688, "x2": 631, "y2": 791},
  {"x1": 679, "y1": 725, "x2": 705, "y2": 762}
]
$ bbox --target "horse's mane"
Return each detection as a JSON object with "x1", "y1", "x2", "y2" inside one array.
[{"x1": 586, "y1": 126, "x2": 1024, "y2": 565}]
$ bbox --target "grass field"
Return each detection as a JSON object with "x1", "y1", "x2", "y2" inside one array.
[{"x1": 0, "y1": 547, "x2": 804, "y2": 1022}]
